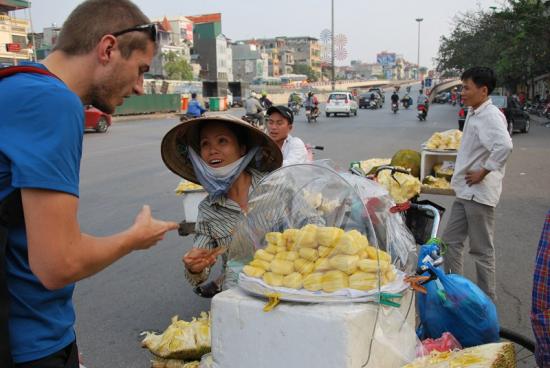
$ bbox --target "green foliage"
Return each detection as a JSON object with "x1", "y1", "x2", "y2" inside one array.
[
  {"x1": 436, "y1": 0, "x2": 550, "y2": 90},
  {"x1": 293, "y1": 63, "x2": 320, "y2": 82},
  {"x1": 163, "y1": 51, "x2": 194, "y2": 80}
]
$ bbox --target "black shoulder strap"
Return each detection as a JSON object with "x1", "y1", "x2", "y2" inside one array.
[{"x1": 0, "y1": 64, "x2": 58, "y2": 368}]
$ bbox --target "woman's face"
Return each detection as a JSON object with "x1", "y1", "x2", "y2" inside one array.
[{"x1": 199, "y1": 123, "x2": 245, "y2": 168}]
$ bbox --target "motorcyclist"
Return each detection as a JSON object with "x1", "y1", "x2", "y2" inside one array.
[
  {"x1": 391, "y1": 91, "x2": 400, "y2": 110},
  {"x1": 245, "y1": 92, "x2": 265, "y2": 126},
  {"x1": 304, "y1": 91, "x2": 319, "y2": 116},
  {"x1": 187, "y1": 92, "x2": 206, "y2": 118},
  {"x1": 417, "y1": 89, "x2": 430, "y2": 118},
  {"x1": 406, "y1": 85, "x2": 411, "y2": 93},
  {"x1": 401, "y1": 93, "x2": 411, "y2": 108},
  {"x1": 259, "y1": 91, "x2": 273, "y2": 109},
  {"x1": 288, "y1": 92, "x2": 303, "y2": 107}
]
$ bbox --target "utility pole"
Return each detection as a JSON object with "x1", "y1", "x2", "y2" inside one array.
[
  {"x1": 331, "y1": 0, "x2": 335, "y2": 91},
  {"x1": 28, "y1": 1, "x2": 37, "y2": 62},
  {"x1": 415, "y1": 18, "x2": 423, "y2": 80}
]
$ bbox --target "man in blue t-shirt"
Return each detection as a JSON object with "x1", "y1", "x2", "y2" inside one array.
[
  {"x1": 0, "y1": 1, "x2": 179, "y2": 366},
  {"x1": 187, "y1": 92, "x2": 206, "y2": 117}
]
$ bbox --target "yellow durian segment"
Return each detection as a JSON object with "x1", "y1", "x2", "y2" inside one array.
[
  {"x1": 299, "y1": 247, "x2": 319, "y2": 262},
  {"x1": 282, "y1": 272, "x2": 303, "y2": 289},
  {"x1": 303, "y1": 272, "x2": 324, "y2": 291},
  {"x1": 254, "y1": 249, "x2": 274, "y2": 262},
  {"x1": 329, "y1": 254, "x2": 359, "y2": 274},
  {"x1": 349, "y1": 271, "x2": 378, "y2": 291},
  {"x1": 265, "y1": 232, "x2": 285, "y2": 247},
  {"x1": 243, "y1": 265, "x2": 265, "y2": 278},
  {"x1": 314, "y1": 257, "x2": 331, "y2": 272},
  {"x1": 322, "y1": 270, "x2": 349, "y2": 292},
  {"x1": 270, "y1": 259, "x2": 295, "y2": 275},
  {"x1": 294, "y1": 258, "x2": 315, "y2": 275},
  {"x1": 295, "y1": 229, "x2": 317, "y2": 248},
  {"x1": 334, "y1": 233, "x2": 362, "y2": 255},
  {"x1": 265, "y1": 243, "x2": 286, "y2": 254},
  {"x1": 275, "y1": 251, "x2": 299, "y2": 261},
  {"x1": 249, "y1": 259, "x2": 270, "y2": 271},
  {"x1": 263, "y1": 272, "x2": 284, "y2": 287},
  {"x1": 283, "y1": 229, "x2": 300, "y2": 250},
  {"x1": 316, "y1": 226, "x2": 343, "y2": 247},
  {"x1": 318, "y1": 245, "x2": 333, "y2": 258},
  {"x1": 357, "y1": 258, "x2": 390, "y2": 273}
]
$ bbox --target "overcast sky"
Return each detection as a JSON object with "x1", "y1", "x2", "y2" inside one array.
[{"x1": 24, "y1": 0, "x2": 496, "y2": 68}]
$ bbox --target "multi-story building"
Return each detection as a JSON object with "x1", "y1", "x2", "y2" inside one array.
[
  {"x1": 150, "y1": 16, "x2": 192, "y2": 78},
  {"x1": 231, "y1": 42, "x2": 268, "y2": 83},
  {"x1": 187, "y1": 13, "x2": 232, "y2": 81},
  {"x1": 284, "y1": 36, "x2": 321, "y2": 76},
  {"x1": 0, "y1": 0, "x2": 31, "y2": 66}
]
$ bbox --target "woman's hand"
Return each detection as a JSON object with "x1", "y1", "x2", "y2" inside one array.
[{"x1": 183, "y1": 247, "x2": 226, "y2": 274}]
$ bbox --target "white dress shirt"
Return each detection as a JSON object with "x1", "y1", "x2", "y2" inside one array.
[
  {"x1": 281, "y1": 135, "x2": 308, "y2": 166},
  {"x1": 451, "y1": 98, "x2": 513, "y2": 207}
]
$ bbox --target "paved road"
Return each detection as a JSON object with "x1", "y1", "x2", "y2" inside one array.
[{"x1": 75, "y1": 92, "x2": 550, "y2": 367}]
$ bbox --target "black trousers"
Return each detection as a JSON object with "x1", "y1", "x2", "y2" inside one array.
[{"x1": 15, "y1": 341, "x2": 79, "y2": 368}]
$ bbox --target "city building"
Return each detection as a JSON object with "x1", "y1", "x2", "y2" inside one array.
[
  {"x1": 187, "y1": 13, "x2": 233, "y2": 81},
  {"x1": 0, "y1": 0, "x2": 31, "y2": 66},
  {"x1": 284, "y1": 36, "x2": 321, "y2": 77},
  {"x1": 150, "y1": 16, "x2": 192, "y2": 78},
  {"x1": 231, "y1": 42, "x2": 268, "y2": 83}
]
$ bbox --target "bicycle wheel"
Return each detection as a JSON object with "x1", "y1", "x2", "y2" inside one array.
[{"x1": 499, "y1": 327, "x2": 536, "y2": 367}]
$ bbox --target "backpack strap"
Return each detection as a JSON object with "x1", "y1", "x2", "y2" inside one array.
[{"x1": 0, "y1": 64, "x2": 58, "y2": 368}]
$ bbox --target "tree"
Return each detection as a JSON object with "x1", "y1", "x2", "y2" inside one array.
[
  {"x1": 163, "y1": 51, "x2": 194, "y2": 80},
  {"x1": 436, "y1": 0, "x2": 550, "y2": 91},
  {"x1": 293, "y1": 63, "x2": 320, "y2": 82}
]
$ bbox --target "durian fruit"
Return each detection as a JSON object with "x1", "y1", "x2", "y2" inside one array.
[
  {"x1": 270, "y1": 259, "x2": 294, "y2": 275},
  {"x1": 299, "y1": 247, "x2": 319, "y2": 262},
  {"x1": 275, "y1": 251, "x2": 299, "y2": 262},
  {"x1": 263, "y1": 272, "x2": 284, "y2": 287},
  {"x1": 322, "y1": 270, "x2": 349, "y2": 292},
  {"x1": 294, "y1": 258, "x2": 315, "y2": 275},
  {"x1": 357, "y1": 258, "x2": 390, "y2": 273},
  {"x1": 314, "y1": 257, "x2": 331, "y2": 272},
  {"x1": 385, "y1": 268, "x2": 396, "y2": 283},
  {"x1": 334, "y1": 233, "x2": 362, "y2": 255},
  {"x1": 254, "y1": 249, "x2": 274, "y2": 262},
  {"x1": 316, "y1": 226, "x2": 343, "y2": 247},
  {"x1": 349, "y1": 272, "x2": 378, "y2": 291},
  {"x1": 329, "y1": 255, "x2": 359, "y2": 274},
  {"x1": 142, "y1": 313, "x2": 211, "y2": 361},
  {"x1": 243, "y1": 265, "x2": 265, "y2": 278},
  {"x1": 347, "y1": 229, "x2": 369, "y2": 249},
  {"x1": 283, "y1": 272, "x2": 303, "y2": 289},
  {"x1": 402, "y1": 342, "x2": 514, "y2": 368},
  {"x1": 265, "y1": 232, "x2": 285, "y2": 247},
  {"x1": 265, "y1": 243, "x2": 286, "y2": 254},
  {"x1": 365, "y1": 246, "x2": 391, "y2": 263},
  {"x1": 303, "y1": 272, "x2": 324, "y2": 291},
  {"x1": 249, "y1": 259, "x2": 270, "y2": 271}
]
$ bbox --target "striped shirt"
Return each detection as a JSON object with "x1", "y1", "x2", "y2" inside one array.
[
  {"x1": 185, "y1": 169, "x2": 266, "y2": 286},
  {"x1": 532, "y1": 209, "x2": 550, "y2": 367}
]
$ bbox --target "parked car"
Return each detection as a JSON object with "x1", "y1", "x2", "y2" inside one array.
[
  {"x1": 434, "y1": 92, "x2": 450, "y2": 104},
  {"x1": 85, "y1": 105, "x2": 111, "y2": 133},
  {"x1": 358, "y1": 92, "x2": 382, "y2": 109},
  {"x1": 368, "y1": 87, "x2": 385, "y2": 104},
  {"x1": 325, "y1": 92, "x2": 358, "y2": 117},
  {"x1": 457, "y1": 95, "x2": 530, "y2": 135}
]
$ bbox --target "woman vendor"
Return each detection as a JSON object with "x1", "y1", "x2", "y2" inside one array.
[{"x1": 161, "y1": 115, "x2": 283, "y2": 297}]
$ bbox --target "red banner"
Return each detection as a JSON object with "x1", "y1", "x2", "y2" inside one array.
[{"x1": 6, "y1": 43, "x2": 21, "y2": 52}]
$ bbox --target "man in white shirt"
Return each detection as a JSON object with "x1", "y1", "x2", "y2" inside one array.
[
  {"x1": 443, "y1": 67, "x2": 513, "y2": 301},
  {"x1": 266, "y1": 105, "x2": 308, "y2": 166}
]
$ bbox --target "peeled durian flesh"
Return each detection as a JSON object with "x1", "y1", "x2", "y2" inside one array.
[
  {"x1": 303, "y1": 272, "x2": 324, "y2": 291},
  {"x1": 329, "y1": 255, "x2": 359, "y2": 274},
  {"x1": 243, "y1": 265, "x2": 265, "y2": 278},
  {"x1": 322, "y1": 270, "x2": 349, "y2": 293},
  {"x1": 270, "y1": 259, "x2": 295, "y2": 275},
  {"x1": 283, "y1": 272, "x2": 303, "y2": 289},
  {"x1": 263, "y1": 272, "x2": 284, "y2": 287}
]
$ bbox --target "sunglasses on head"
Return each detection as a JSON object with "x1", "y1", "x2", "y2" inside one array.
[{"x1": 112, "y1": 23, "x2": 157, "y2": 42}]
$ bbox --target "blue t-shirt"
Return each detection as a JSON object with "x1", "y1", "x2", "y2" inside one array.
[
  {"x1": 0, "y1": 63, "x2": 83, "y2": 363},
  {"x1": 187, "y1": 99, "x2": 205, "y2": 117}
]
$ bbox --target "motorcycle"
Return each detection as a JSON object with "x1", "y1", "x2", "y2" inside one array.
[
  {"x1": 417, "y1": 104, "x2": 428, "y2": 121},
  {"x1": 242, "y1": 111, "x2": 267, "y2": 131},
  {"x1": 367, "y1": 99, "x2": 378, "y2": 109},
  {"x1": 290, "y1": 101, "x2": 301, "y2": 116},
  {"x1": 391, "y1": 102, "x2": 399, "y2": 114},
  {"x1": 402, "y1": 98, "x2": 410, "y2": 109},
  {"x1": 306, "y1": 105, "x2": 320, "y2": 123}
]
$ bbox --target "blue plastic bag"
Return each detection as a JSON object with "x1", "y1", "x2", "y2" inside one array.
[{"x1": 416, "y1": 243, "x2": 500, "y2": 348}]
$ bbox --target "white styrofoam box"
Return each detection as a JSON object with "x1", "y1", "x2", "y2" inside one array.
[
  {"x1": 210, "y1": 288, "x2": 417, "y2": 368},
  {"x1": 420, "y1": 150, "x2": 458, "y2": 181},
  {"x1": 182, "y1": 190, "x2": 207, "y2": 222}
]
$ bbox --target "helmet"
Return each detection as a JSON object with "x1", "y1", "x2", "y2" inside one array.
[
  {"x1": 308, "y1": 92, "x2": 313, "y2": 97},
  {"x1": 262, "y1": 91, "x2": 267, "y2": 97}
]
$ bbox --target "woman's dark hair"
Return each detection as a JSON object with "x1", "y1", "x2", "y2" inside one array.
[
  {"x1": 461, "y1": 67, "x2": 497, "y2": 95},
  {"x1": 191, "y1": 92, "x2": 197, "y2": 99}
]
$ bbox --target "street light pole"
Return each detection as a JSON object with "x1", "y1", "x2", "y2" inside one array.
[
  {"x1": 331, "y1": 0, "x2": 335, "y2": 91},
  {"x1": 415, "y1": 18, "x2": 423, "y2": 80}
]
